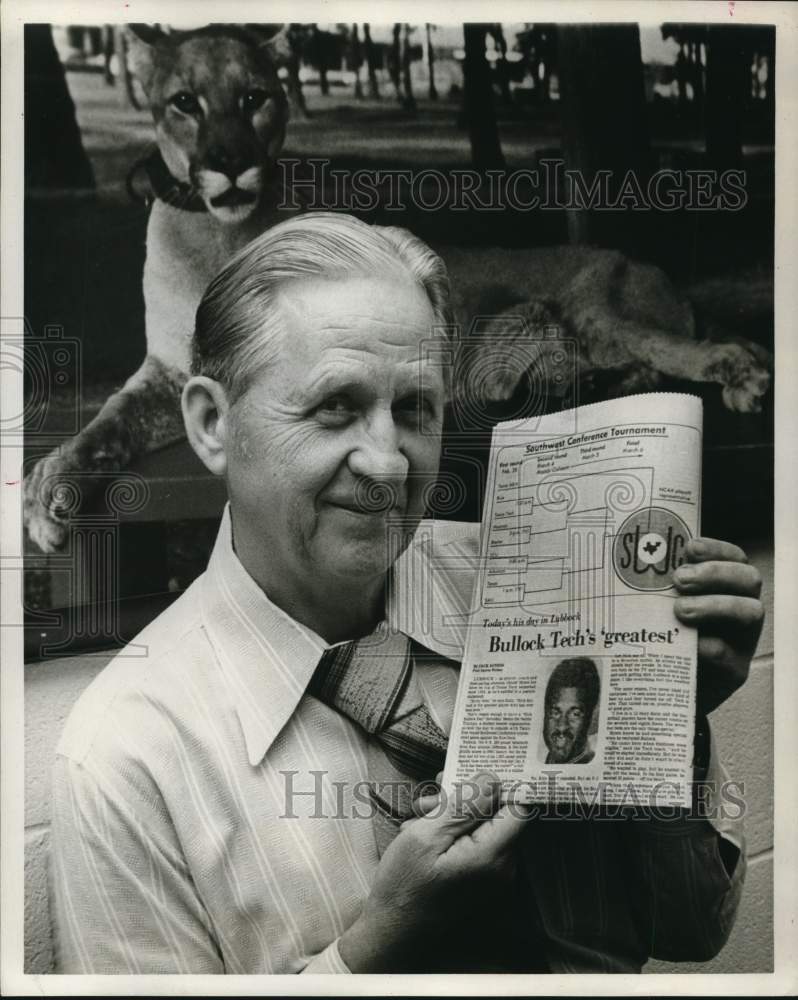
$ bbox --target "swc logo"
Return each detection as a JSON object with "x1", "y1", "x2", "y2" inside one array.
[{"x1": 612, "y1": 507, "x2": 691, "y2": 591}]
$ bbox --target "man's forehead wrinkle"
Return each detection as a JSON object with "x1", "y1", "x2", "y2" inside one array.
[
  {"x1": 305, "y1": 348, "x2": 432, "y2": 379},
  {"x1": 277, "y1": 276, "x2": 428, "y2": 318},
  {"x1": 290, "y1": 355, "x2": 377, "y2": 402},
  {"x1": 277, "y1": 300, "x2": 433, "y2": 359},
  {"x1": 286, "y1": 301, "x2": 432, "y2": 332},
  {"x1": 311, "y1": 332, "x2": 431, "y2": 357},
  {"x1": 317, "y1": 318, "x2": 433, "y2": 346},
  {"x1": 281, "y1": 350, "x2": 438, "y2": 405}
]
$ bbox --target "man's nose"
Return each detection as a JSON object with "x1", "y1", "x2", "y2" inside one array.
[{"x1": 348, "y1": 412, "x2": 409, "y2": 484}]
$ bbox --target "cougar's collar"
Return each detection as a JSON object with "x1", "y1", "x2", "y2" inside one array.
[{"x1": 127, "y1": 149, "x2": 208, "y2": 213}]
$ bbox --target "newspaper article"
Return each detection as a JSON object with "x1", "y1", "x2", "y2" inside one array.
[{"x1": 443, "y1": 393, "x2": 702, "y2": 808}]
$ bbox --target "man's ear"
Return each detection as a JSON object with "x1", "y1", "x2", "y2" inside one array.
[{"x1": 182, "y1": 376, "x2": 231, "y2": 477}]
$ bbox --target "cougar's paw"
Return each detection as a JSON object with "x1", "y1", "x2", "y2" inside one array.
[
  {"x1": 23, "y1": 452, "x2": 80, "y2": 553},
  {"x1": 705, "y1": 343, "x2": 772, "y2": 414}
]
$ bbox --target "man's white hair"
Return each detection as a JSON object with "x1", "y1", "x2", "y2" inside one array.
[{"x1": 192, "y1": 212, "x2": 453, "y2": 400}]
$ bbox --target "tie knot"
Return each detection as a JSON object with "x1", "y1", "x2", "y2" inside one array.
[
  {"x1": 308, "y1": 627, "x2": 453, "y2": 852},
  {"x1": 309, "y1": 627, "x2": 414, "y2": 734}
]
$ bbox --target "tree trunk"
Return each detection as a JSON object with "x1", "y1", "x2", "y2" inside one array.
[
  {"x1": 492, "y1": 24, "x2": 512, "y2": 105},
  {"x1": 312, "y1": 25, "x2": 330, "y2": 96},
  {"x1": 557, "y1": 23, "x2": 651, "y2": 253},
  {"x1": 285, "y1": 27, "x2": 309, "y2": 120},
  {"x1": 24, "y1": 24, "x2": 95, "y2": 191},
  {"x1": 113, "y1": 27, "x2": 142, "y2": 109},
  {"x1": 351, "y1": 24, "x2": 364, "y2": 100},
  {"x1": 102, "y1": 25, "x2": 115, "y2": 85},
  {"x1": 390, "y1": 24, "x2": 403, "y2": 102},
  {"x1": 401, "y1": 24, "x2": 417, "y2": 113},
  {"x1": 676, "y1": 45, "x2": 688, "y2": 110},
  {"x1": 426, "y1": 24, "x2": 438, "y2": 100},
  {"x1": 705, "y1": 25, "x2": 749, "y2": 172},
  {"x1": 541, "y1": 61, "x2": 551, "y2": 103},
  {"x1": 691, "y1": 40, "x2": 705, "y2": 111},
  {"x1": 462, "y1": 23, "x2": 504, "y2": 171},
  {"x1": 362, "y1": 24, "x2": 380, "y2": 99}
]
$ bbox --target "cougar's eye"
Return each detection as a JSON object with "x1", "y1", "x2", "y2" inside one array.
[
  {"x1": 170, "y1": 91, "x2": 201, "y2": 115},
  {"x1": 242, "y1": 89, "x2": 269, "y2": 114}
]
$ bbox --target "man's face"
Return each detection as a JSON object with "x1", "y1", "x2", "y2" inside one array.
[
  {"x1": 544, "y1": 686, "x2": 591, "y2": 763},
  {"x1": 223, "y1": 273, "x2": 445, "y2": 604}
]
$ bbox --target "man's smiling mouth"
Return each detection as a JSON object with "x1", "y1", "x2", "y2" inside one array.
[
  {"x1": 324, "y1": 484, "x2": 407, "y2": 517},
  {"x1": 327, "y1": 500, "x2": 399, "y2": 517}
]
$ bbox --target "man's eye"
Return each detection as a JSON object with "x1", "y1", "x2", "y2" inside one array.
[
  {"x1": 242, "y1": 89, "x2": 270, "y2": 113},
  {"x1": 170, "y1": 92, "x2": 201, "y2": 115},
  {"x1": 395, "y1": 395, "x2": 435, "y2": 421},
  {"x1": 316, "y1": 396, "x2": 355, "y2": 423}
]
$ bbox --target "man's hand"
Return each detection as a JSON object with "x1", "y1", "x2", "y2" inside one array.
[
  {"x1": 338, "y1": 773, "x2": 529, "y2": 972},
  {"x1": 673, "y1": 537, "x2": 764, "y2": 715}
]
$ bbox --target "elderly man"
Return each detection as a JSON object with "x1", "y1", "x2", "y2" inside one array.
[{"x1": 51, "y1": 213, "x2": 763, "y2": 974}]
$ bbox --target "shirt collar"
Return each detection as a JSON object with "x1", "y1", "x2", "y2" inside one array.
[{"x1": 200, "y1": 505, "x2": 478, "y2": 766}]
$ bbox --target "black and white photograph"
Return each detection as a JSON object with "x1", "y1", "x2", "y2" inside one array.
[
  {"x1": 539, "y1": 657, "x2": 601, "y2": 766},
  {"x1": 1, "y1": 0, "x2": 795, "y2": 993}
]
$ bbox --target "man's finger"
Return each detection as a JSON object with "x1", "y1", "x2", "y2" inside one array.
[
  {"x1": 411, "y1": 793, "x2": 444, "y2": 818},
  {"x1": 674, "y1": 593, "x2": 765, "y2": 633},
  {"x1": 427, "y1": 772, "x2": 502, "y2": 844},
  {"x1": 673, "y1": 560, "x2": 762, "y2": 598},
  {"x1": 684, "y1": 537, "x2": 748, "y2": 564},
  {"x1": 468, "y1": 801, "x2": 533, "y2": 856}
]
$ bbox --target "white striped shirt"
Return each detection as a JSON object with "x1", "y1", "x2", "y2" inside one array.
[{"x1": 50, "y1": 507, "x2": 744, "y2": 974}]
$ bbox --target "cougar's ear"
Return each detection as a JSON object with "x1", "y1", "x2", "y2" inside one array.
[
  {"x1": 127, "y1": 23, "x2": 168, "y2": 45},
  {"x1": 125, "y1": 24, "x2": 169, "y2": 93},
  {"x1": 256, "y1": 24, "x2": 293, "y2": 67}
]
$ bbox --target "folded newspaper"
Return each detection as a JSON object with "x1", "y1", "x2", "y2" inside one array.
[{"x1": 441, "y1": 393, "x2": 702, "y2": 809}]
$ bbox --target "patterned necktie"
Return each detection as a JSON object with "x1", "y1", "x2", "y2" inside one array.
[{"x1": 309, "y1": 622, "x2": 453, "y2": 854}]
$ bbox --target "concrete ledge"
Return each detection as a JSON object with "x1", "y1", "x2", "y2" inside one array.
[
  {"x1": 711, "y1": 657, "x2": 773, "y2": 856},
  {"x1": 25, "y1": 652, "x2": 112, "y2": 973},
  {"x1": 25, "y1": 828, "x2": 53, "y2": 974},
  {"x1": 25, "y1": 652, "x2": 113, "y2": 827}
]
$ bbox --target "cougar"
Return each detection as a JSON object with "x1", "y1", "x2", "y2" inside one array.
[
  {"x1": 25, "y1": 24, "x2": 291, "y2": 552},
  {"x1": 23, "y1": 23, "x2": 772, "y2": 553}
]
